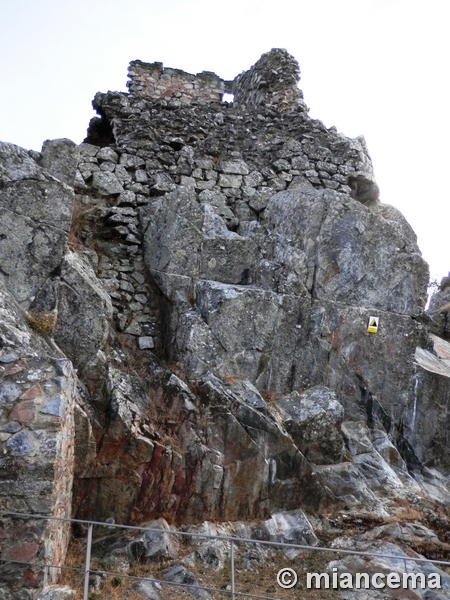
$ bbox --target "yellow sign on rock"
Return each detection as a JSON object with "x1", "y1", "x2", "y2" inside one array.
[{"x1": 367, "y1": 316, "x2": 379, "y2": 334}]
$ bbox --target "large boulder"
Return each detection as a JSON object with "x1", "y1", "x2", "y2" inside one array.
[
  {"x1": 39, "y1": 138, "x2": 80, "y2": 187},
  {"x1": 53, "y1": 251, "x2": 113, "y2": 371},
  {"x1": 143, "y1": 188, "x2": 257, "y2": 289},
  {"x1": 275, "y1": 386, "x2": 346, "y2": 464},
  {"x1": 0, "y1": 142, "x2": 74, "y2": 307},
  {"x1": 263, "y1": 187, "x2": 428, "y2": 315}
]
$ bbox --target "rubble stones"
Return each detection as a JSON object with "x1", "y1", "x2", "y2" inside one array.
[
  {"x1": 219, "y1": 159, "x2": 249, "y2": 175},
  {"x1": 127, "y1": 518, "x2": 179, "y2": 563},
  {"x1": 139, "y1": 336, "x2": 155, "y2": 349},
  {"x1": 36, "y1": 586, "x2": 76, "y2": 600},
  {"x1": 329, "y1": 539, "x2": 450, "y2": 600},
  {"x1": 132, "y1": 579, "x2": 163, "y2": 600},
  {"x1": 163, "y1": 565, "x2": 212, "y2": 600}
]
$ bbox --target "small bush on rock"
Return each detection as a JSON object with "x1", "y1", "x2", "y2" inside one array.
[{"x1": 25, "y1": 310, "x2": 56, "y2": 335}]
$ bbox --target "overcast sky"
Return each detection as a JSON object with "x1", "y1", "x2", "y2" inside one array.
[{"x1": 1, "y1": 0, "x2": 448, "y2": 281}]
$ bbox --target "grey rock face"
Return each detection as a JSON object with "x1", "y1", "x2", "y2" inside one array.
[
  {"x1": 3, "y1": 50, "x2": 450, "y2": 599},
  {"x1": 53, "y1": 251, "x2": 113, "y2": 370},
  {"x1": 0, "y1": 142, "x2": 44, "y2": 181},
  {"x1": 0, "y1": 142, "x2": 73, "y2": 306},
  {"x1": 144, "y1": 186, "x2": 430, "y2": 450},
  {"x1": 352, "y1": 451, "x2": 403, "y2": 490},
  {"x1": 341, "y1": 421, "x2": 374, "y2": 456},
  {"x1": 312, "y1": 462, "x2": 376, "y2": 506},
  {"x1": 195, "y1": 373, "x2": 328, "y2": 517},
  {"x1": 144, "y1": 188, "x2": 256, "y2": 287},
  {"x1": 39, "y1": 139, "x2": 80, "y2": 187},
  {"x1": 263, "y1": 188, "x2": 428, "y2": 315},
  {"x1": 409, "y1": 333, "x2": 450, "y2": 473},
  {"x1": 275, "y1": 387, "x2": 345, "y2": 464}
]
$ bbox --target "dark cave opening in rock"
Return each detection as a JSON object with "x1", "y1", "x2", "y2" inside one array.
[{"x1": 84, "y1": 112, "x2": 115, "y2": 147}]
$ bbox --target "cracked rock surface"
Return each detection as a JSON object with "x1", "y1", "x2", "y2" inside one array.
[{"x1": 1, "y1": 47, "x2": 450, "y2": 598}]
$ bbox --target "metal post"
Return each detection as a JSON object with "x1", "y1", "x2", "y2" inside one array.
[
  {"x1": 83, "y1": 523, "x2": 93, "y2": 600},
  {"x1": 230, "y1": 538, "x2": 235, "y2": 600}
]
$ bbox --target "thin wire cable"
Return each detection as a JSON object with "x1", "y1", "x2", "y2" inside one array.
[
  {"x1": 3, "y1": 510, "x2": 450, "y2": 567},
  {"x1": 1, "y1": 558, "x2": 282, "y2": 599}
]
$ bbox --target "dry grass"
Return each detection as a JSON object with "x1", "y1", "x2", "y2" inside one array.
[
  {"x1": 59, "y1": 533, "x2": 343, "y2": 599},
  {"x1": 393, "y1": 506, "x2": 424, "y2": 522},
  {"x1": 25, "y1": 309, "x2": 57, "y2": 336},
  {"x1": 67, "y1": 198, "x2": 96, "y2": 251},
  {"x1": 58, "y1": 506, "x2": 450, "y2": 599},
  {"x1": 116, "y1": 334, "x2": 155, "y2": 378}
]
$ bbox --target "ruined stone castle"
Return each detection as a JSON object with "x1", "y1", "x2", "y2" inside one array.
[{"x1": 1, "y1": 49, "x2": 450, "y2": 598}]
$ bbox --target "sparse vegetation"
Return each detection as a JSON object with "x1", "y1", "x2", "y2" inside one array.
[
  {"x1": 25, "y1": 309, "x2": 57, "y2": 336},
  {"x1": 60, "y1": 532, "x2": 342, "y2": 599},
  {"x1": 67, "y1": 198, "x2": 96, "y2": 251}
]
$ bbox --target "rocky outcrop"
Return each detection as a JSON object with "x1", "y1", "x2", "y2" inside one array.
[
  {"x1": 71, "y1": 47, "x2": 450, "y2": 523},
  {"x1": 52, "y1": 250, "x2": 113, "y2": 371},
  {"x1": 328, "y1": 521, "x2": 450, "y2": 599},
  {"x1": 0, "y1": 141, "x2": 81, "y2": 598},
  {"x1": 0, "y1": 142, "x2": 75, "y2": 307},
  {"x1": 2, "y1": 47, "x2": 450, "y2": 597}
]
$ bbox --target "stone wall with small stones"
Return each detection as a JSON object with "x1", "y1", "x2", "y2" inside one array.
[
  {"x1": 127, "y1": 60, "x2": 229, "y2": 105},
  {"x1": 232, "y1": 48, "x2": 308, "y2": 113},
  {"x1": 74, "y1": 143, "x2": 162, "y2": 357},
  {"x1": 0, "y1": 287, "x2": 75, "y2": 592}
]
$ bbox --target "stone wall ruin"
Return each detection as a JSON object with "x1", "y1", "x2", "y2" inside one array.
[{"x1": 1, "y1": 47, "x2": 450, "y2": 598}]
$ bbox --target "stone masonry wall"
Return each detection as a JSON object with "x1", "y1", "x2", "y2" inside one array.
[
  {"x1": 0, "y1": 286, "x2": 75, "y2": 597},
  {"x1": 232, "y1": 48, "x2": 309, "y2": 113},
  {"x1": 127, "y1": 60, "x2": 229, "y2": 105}
]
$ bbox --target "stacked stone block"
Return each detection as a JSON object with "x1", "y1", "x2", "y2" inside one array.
[{"x1": 0, "y1": 287, "x2": 75, "y2": 595}]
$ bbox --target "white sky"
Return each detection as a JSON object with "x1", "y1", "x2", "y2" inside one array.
[{"x1": 1, "y1": 0, "x2": 448, "y2": 281}]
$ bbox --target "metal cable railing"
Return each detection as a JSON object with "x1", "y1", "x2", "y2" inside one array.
[{"x1": 1, "y1": 510, "x2": 450, "y2": 599}]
